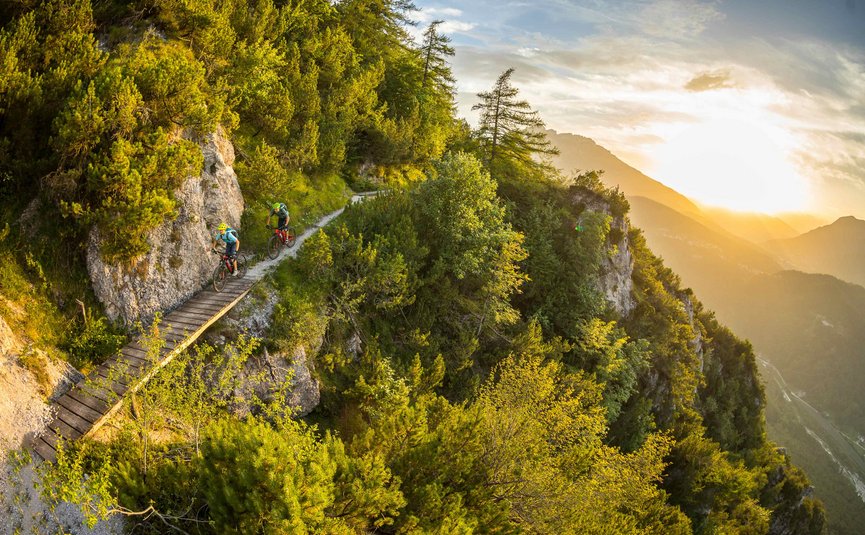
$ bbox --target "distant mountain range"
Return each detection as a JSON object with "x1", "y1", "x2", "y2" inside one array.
[
  {"x1": 765, "y1": 216, "x2": 865, "y2": 288},
  {"x1": 546, "y1": 130, "x2": 701, "y2": 216},
  {"x1": 548, "y1": 130, "x2": 865, "y2": 535}
]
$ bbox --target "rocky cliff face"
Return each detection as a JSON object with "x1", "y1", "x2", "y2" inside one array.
[
  {"x1": 680, "y1": 292, "x2": 704, "y2": 374},
  {"x1": 209, "y1": 288, "x2": 321, "y2": 418},
  {"x1": 570, "y1": 187, "x2": 636, "y2": 317},
  {"x1": 0, "y1": 313, "x2": 82, "y2": 459},
  {"x1": 87, "y1": 129, "x2": 244, "y2": 325}
]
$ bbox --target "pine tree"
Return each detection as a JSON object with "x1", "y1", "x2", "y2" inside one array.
[
  {"x1": 420, "y1": 20, "x2": 454, "y2": 92},
  {"x1": 472, "y1": 67, "x2": 558, "y2": 168}
]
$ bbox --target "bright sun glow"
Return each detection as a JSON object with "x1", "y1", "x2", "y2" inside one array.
[{"x1": 653, "y1": 116, "x2": 809, "y2": 214}]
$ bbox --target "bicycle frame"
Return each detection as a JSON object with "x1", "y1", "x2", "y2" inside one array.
[
  {"x1": 221, "y1": 253, "x2": 236, "y2": 273},
  {"x1": 273, "y1": 227, "x2": 292, "y2": 244}
]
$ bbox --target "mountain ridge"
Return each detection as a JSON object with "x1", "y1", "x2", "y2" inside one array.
[{"x1": 764, "y1": 215, "x2": 865, "y2": 287}]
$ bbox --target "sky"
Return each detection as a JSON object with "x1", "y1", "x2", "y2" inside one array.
[{"x1": 409, "y1": 0, "x2": 865, "y2": 218}]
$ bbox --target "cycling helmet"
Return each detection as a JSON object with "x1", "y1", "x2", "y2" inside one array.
[
  {"x1": 217, "y1": 222, "x2": 228, "y2": 233},
  {"x1": 272, "y1": 202, "x2": 281, "y2": 211}
]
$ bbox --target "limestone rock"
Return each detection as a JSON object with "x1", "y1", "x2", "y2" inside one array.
[
  {"x1": 87, "y1": 129, "x2": 244, "y2": 325},
  {"x1": 233, "y1": 345, "x2": 321, "y2": 418},
  {"x1": 679, "y1": 292, "x2": 704, "y2": 374},
  {"x1": 570, "y1": 186, "x2": 636, "y2": 317}
]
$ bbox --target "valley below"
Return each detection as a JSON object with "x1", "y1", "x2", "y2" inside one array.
[{"x1": 760, "y1": 357, "x2": 865, "y2": 534}]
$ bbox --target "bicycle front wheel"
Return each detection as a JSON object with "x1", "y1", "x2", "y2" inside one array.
[
  {"x1": 286, "y1": 227, "x2": 297, "y2": 248},
  {"x1": 267, "y1": 234, "x2": 282, "y2": 260},
  {"x1": 212, "y1": 263, "x2": 228, "y2": 292}
]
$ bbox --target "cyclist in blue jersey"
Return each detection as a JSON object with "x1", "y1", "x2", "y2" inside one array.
[
  {"x1": 266, "y1": 202, "x2": 290, "y2": 231},
  {"x1": 212, "y1": 222, "x2": 240, "y2": 275}
]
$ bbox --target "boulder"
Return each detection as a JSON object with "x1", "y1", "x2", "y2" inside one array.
[{"x1": 87, "y1": 129, "x2": 244, "y2": 325}]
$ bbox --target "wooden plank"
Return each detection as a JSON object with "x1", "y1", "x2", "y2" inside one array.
[
  {"x1": 164, "y1": 311, "x2": 211, "y2": 323},
  {"x1": 95, "y1": 366, "x2": 133, "y2": 387},
  {"x1": 115, "y1": 352, "x2": 149, "y2": 371},
  {"x1": 90, "y1": 377, "x2": 127, "y2": 399},
  {"x1": 160, "y1": 325, "x2": 192, "y2": 336},
  {"x1": 164, "y1": 317, "x2": 203, "y2": 329},
  {"x1": 67, "y1": 388, "x2": 112, "y2": 413},
  {"x1": 181, "y1": 301, "x2": 225, "y2": 313},
  {"x1": 94, "y1": 367, "x2": 129, "y2": 387},
  {"x1": 65, "y1": 389, "x2": 110, "y2": 414},
  {"x1": 126, "y1": 341, "x2": 171, "y2": 357},
  {"x1": 55, "y1": 394, "x2": 102, "y2": 423},
  {"x1": 178, "y1": 301, "x2": 225, "y2": 313},
  {"x1": 31, "y1": 436, "x2": 56, "y2": 462},
  {"x1": 41, "y1": 428, "x2": 62, "y2": 449},
  {"x1": 196, "y1": 291, "x2": 244, "y2": 304},
  {"x1": 192, "y1": 292, "x2": 240, "y2": 306},
  {"x1": 193, "y1": 288, "x2": 240, "y2": 300},
  {"x1": 122, "y1": 346, "x2": 157, "y2": 360},
  {"x1": 49, "y1": 408, "x2": 86, "y2": 439}
]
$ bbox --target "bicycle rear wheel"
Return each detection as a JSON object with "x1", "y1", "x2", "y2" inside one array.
[
  {"x1": 267, "y1": 233, "x2": 282, "y2": 259},
  {"x1": 286, "y1": 227, "x2": 297, "y2": 248},
  {"x1": 212, "y1": 263, "x2": 228, "y2": 292}
]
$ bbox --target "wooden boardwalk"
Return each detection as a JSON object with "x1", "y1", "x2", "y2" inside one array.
[
  {"x1": 27, "y1": 192, "x2": 377, "y2": 462},
  {"x1": 30, "y1": 277, "x2": 256, "y2": 462}
]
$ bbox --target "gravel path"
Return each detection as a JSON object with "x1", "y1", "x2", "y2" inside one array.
[{"x1": 245, "y1": 192, "x2": 374, "y2": 280}]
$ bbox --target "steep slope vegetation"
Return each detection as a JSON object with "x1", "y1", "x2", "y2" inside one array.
[
  {"x1": 0, "y1": 2, "x2": 826, "y2": 534},
  {"x1": 551, "y1": 138, "x2": 859, "y2": 534}
]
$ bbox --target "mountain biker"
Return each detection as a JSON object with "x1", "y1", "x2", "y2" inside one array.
[
  {"x1": 212, "y1": 222, "x2": 240, "y2": 275},
  {"x1": 266, "y1": 202, "x2": 290, "y2": 231}
]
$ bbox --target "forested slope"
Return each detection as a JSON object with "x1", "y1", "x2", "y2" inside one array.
[{"x1": 0, "y1": 1, "x2": 826, "y2": 533}]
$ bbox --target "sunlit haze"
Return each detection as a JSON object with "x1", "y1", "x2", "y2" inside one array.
[{"x1": 411, "y1": 0, "x2": 865, "y2": 218}]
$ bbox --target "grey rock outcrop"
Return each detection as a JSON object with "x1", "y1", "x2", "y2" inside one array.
[
  {"x1": 570, "y1": 186, "x2": 636, "y2": 317},
  {"x1": 232, "y1": 346, "x2": 321, "y2": 418},
  {"x1": 87, "y1": 129, "x2": 244, "y2": 325},
  {"x1": 207, "y1": 285, "x2": 322, "y2": 418},
  {"x1": 679, "y1": 292, "x2": 704, "y2": 374}
]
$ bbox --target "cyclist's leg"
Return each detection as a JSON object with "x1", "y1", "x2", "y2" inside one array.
[
  {"x1": 225, "y1": 242, "x2": 237, "y2": 272},
  {"x1": 278, "y1": 216, "x2": 287, "y2": 231}
]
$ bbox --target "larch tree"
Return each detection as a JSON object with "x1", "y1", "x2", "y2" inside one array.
[
  {"x1": 420, "y1": 20, "x2": 455, "y2": 92},
  {"x1": 472, "y1": 67, "x2": 558, "y2": 168}
]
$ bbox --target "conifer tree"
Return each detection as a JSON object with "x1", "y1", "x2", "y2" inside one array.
[
  {"x1": 472, "y1": 67, "x2": 558, "y2": 168},
  {"x1": 420, "y1": 20, "x2": 455, "y2": 92}
]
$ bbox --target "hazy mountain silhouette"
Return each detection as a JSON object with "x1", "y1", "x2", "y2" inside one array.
[
  {"x1": 547, "y1": 130, "x2": 701, "y2": 216},
  {"x1": 764, "y1": 216, "x2": 865, "y2": 288},
  {"x1": 627, "y1": 196, "x2": 780, "y2": 306},
  {"x1": 697, "y1": 205, "x2": 802, "y2": 243}
]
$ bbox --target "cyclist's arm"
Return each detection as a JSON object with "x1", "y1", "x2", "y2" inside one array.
[{"x1": 266, "y1": 210, "x2": 273, "y2": 226}]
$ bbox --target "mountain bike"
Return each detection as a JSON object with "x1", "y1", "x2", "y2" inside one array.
[
  {"x1": 266, "y1": 224, "x2": 297, "y2": 260},
  {"x1": 211, "y1": 249, "x2": 247, "y2": 292}
]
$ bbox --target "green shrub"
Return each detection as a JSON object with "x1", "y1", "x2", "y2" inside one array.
[{"x1": 65, "y1": 314, "x2": 125, "y2": 369}]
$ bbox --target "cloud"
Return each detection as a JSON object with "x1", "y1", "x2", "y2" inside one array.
[
  {"x1": 412, "y1": 0, "x2": 865, "y2": 216},
  {"x1": 633, "y1": 0, "x2": 724, "y2": 38},
  {"x1": 684, "y1": 70, "x2": 735, "y2": 91}
]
